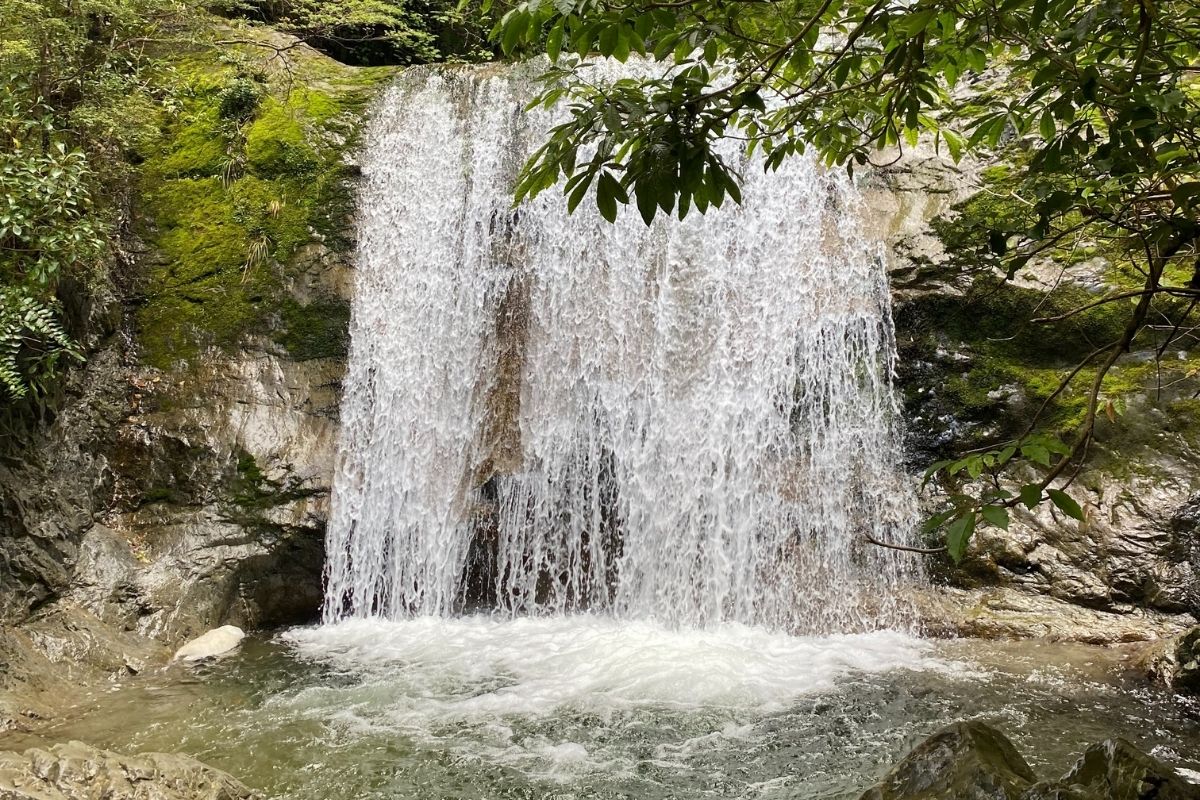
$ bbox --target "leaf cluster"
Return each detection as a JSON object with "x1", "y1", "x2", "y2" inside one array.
[
  {"x1": 218, "y1": 0, "x2": 497, "y2": 64},
  {"x1": 0, "y1": 0, "x2": 194, "y2": 402},
  {"x1": 921, "y1": 434, "x2": 1083, "y2": 561}
]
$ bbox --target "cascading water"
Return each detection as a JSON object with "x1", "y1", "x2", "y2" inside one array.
[
  {"x1": 27, "y1": 66, "x2": 1200, "y2": 800},
  {"x1": 323, "y1": 63, "x2": 922, "y2": 633}
]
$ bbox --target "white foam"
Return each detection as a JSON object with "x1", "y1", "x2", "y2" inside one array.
[{"x1": 282, "y1": 616, "x2": 937, "y2": 716}]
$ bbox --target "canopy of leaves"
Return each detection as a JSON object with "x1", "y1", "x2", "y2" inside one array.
[{"x1": 215, "y1": 0, "x2": 496, "y2": 64}]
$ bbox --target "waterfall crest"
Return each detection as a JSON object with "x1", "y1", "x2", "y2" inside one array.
[{"x1": 323, "y1": 64, "x2": 921, "y2": 633}]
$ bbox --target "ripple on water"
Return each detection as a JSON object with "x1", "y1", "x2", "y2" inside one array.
[{"x1": 5, "y1": 622, "x2": 1198, "y2": 800}]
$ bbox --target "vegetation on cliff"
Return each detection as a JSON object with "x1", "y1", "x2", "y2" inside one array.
[
  {"x1": 0, "y1": 0, "x2": 498, "y2": 414},
  {"x1": 134, "y1": 37, "x2": 389, "y2": 368}
]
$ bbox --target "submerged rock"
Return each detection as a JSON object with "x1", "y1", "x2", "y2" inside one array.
[
  {"x1": 858, "y1": 721, "x2": 1037, "y2": 800},
  {"x1": 172, "y1": 625, "x2": 246, "y2": 661},
  {"x1": 1020, "y1": 781, "x2": 1091, "y2": 800},
  {"x1": 859, "y1": 723, "x2": 1200, "y2": 800},
  {"x1": 0, "y1": 740, "x2": 258, "y2": 799},
  {"x1": 1060, "y1": 739, "x2": 1200, "y2": 800}
]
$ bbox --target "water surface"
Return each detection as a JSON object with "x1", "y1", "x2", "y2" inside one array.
[{"x1": 5, "y1": 618, "x2": 1198, "y2": 800}]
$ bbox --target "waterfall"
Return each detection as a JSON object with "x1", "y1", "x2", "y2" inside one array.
[{"x1": 323, "y1": 63, "x2": 921, "y2": 633}]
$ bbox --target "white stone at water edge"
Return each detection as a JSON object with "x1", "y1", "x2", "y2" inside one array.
[{"x1": 172, "y1": 625, "x2": 245, "y2": 661}]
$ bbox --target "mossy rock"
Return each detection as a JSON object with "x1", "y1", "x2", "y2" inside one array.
[
  {"x1": 1060, "y1": 739, "x2": 1200, "y2": 800},
  {"x1": 858, "y1": 721, "x2": 1037, "y2": 800},
  {"x1": 153, "y1": 106, "x2": 230, "y2": 179},
  {"x1": 245, "y1": 97, "x2": 319, "y2": 178},
  {"x1": 133, "y1": 30, "x2": 393, "y2": 369},
  {"x1": 276, "y1": 297, "x2": 351, "y2": 361}
]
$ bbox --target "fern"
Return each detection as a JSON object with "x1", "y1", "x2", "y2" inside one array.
[{"x1": 0, "y1": 288, "x2": 83, "y2": 400}]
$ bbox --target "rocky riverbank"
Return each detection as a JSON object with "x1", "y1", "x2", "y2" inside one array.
[
  {"x1": 858, "y1": 721, "x2": 1200, "y2": 800},
  {"x1": 1, "y1": 32, "x2": 1199, "y2": 799}
]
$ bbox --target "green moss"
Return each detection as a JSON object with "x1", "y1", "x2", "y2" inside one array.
[
  {"x1": 245, "y1": 98, "x2": 318, "y2": 177},
  {"x1": 1165, "y1": 398, "x2": 1200, "y2": 437},
  {"x1": 277, "y1": 297, "x2": 351, "y2": 360},
  {"x1": 153, "y1": 106, "x2": 230, "y2": 178},
  {"x1": 226, "y1": 448, "x2": 318, "y2": 519},
  {"x1": 137, "y1": 177, "x2": 268, "y2": 367},
  {"x1": 907, "y1": 266, "x2": 1200, "y2": 454},
  {"x1": 134, "y1": 47, "x2": 392, "y2": 369},
  {"x1": 140, "y1": 486, "x2": 181, "y2": 505},
  {"x1": 228, "y1": 448, "x2": 279, "y2": 509}
]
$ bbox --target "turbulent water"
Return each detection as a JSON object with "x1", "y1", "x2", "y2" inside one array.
[
  {"x1": 9, "y1": 630, "x2": 1200, "y2": 800},
  {"x1": 323, "y1": 63, "x2": 920, "y2": 632}
]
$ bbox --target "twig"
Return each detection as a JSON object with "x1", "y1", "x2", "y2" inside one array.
[{"x1": 862, "y1": 534, "x2": 946, "y2": 554}]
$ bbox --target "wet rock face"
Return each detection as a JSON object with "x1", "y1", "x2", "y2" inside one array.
[
  {"x1": 872, "y1": 145, "x2": 1200, "y2": 627},
  {"x1": 0, "y1": 343, "x2": 339, "y2": 641},
  {"x1": 857, "y1": 721, "x2": 1037, "y2": 800},
  {"x1": 1139, "y1": 625, "x2": 1200, "y2": 695},
  {"x1": 0, "y1": 741, "x2": 258, "y2": 799},
  {"x1": 857, "y1": 724, "x2": 1200, "y2": 800},
  {"x1": 951, "y1": 484, "x2": 1200, "y2": 619},
  {"x1": 0, "y1": 336, "x2": 341, "y2": 724},
  {"x1": 0, "y1": 347, "x2": 129, "y2": 623},
  {"x1": 1061, "y1": 739, "x2": 1200, "y2": 800},
  {"x1": 89, "y1": 350, "x2": 342, "y2": 641},
  {"x1": 0, "y1": 236, "x2": 351, "y2": 729},
  {"x1": 914, "y1": 586, "x2": 1192, "y2": 645}
]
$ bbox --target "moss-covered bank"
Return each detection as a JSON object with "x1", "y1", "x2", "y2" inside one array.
[
  {"x1": 897, "y1": 166, "x2": 1200, "y2": 470},
  {"x1": 134, "y1": 28, "x2": 392, "y2": 369}
]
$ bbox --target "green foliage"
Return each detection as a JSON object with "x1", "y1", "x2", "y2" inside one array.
[
  {"x1": 500, "y1": 0, "x2": 1200, "y2": 232},
  {"x1": 0, "y1": 82, "x2": 105, "y2": 399},
  {"x1": 218, "y1": 78, "x2": 265, "y2": 121},
  {"x1": 0, "y1": 0, "x2": 194, "y2": 403},
  {"x1": 922, "y1": 433, "x2": 1075, "y2": 561},
  {"x1": 1, "y1": 92, "x2": 107, "y2": 286},
  {"x1": 216, "y1": 0, "x2": 496, "y2": 64},
  {"x1": 0, "y1": 288, "x2": 82, "y2": 399}
]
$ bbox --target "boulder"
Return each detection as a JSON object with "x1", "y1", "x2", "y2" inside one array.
[
  {"x1": 0, "y1": 740, "x2": 258, "y2": 799},
  {"x1": 172, "y1": 625, "x2": 245, "y2": 662},
  {"x1": 859, "y1": 724, "x2": 1200, "y2": 800},
  {"x1": 1137, "y1": 626, "x2": 1200, "y2": 695},
  {"x1": 1058, "y1": 739, "x2": 1200, "y2": 800},
  {"x1": 858, "y1": 721, "x2": 1037, "y2": 800}
]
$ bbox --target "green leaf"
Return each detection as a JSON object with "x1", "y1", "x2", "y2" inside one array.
[
  {"x1": 980, "y1": 505, "x2": 1010, "y2": 530},
  {"x1": 1039, "y1": 111, "x2": 1055, "y2": 141},
  {"x1": 546, "y1": 19, "x2": 565, "y2": 62},
  {"x1": 921, "y1": 508, "x2": 957, "y2": 533},
  {"x1": 921, "y1": 459, "x2": 952, "y2": 486},
  {"x1": 1047, "y1": 489, "x2": 1084, "y2": 520},
  {"x1": 500, "y1": 12, "x2": 524, "y2": 54},
  {"x1": 598, "y1": 24, "x2": 618, "y2": 57},
  {"x1": 1022, "y1": 443, "x2": 1051, "y2": 466},
  {"x1": 966, "y1": 456, "x2": 983, "y2": 479},
  {"x1": 1171, "y1": 182, "x2": 1200, "y2": 210},
  {"x1": 566, "y1": 175, "x2": 591, "y2": 213},
  {"x1": 597, "y1": 172, "x2": 620, "y2": 222},
  {"x1": 1020, "y1": 484, "x2": 1042, "y2": 509},
  {"x1": 634, "y1": 181, "x2": 657, "y2": 225},
  {"x1": 945, "y1": 512, "x2": 976, "y2": 563}
]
